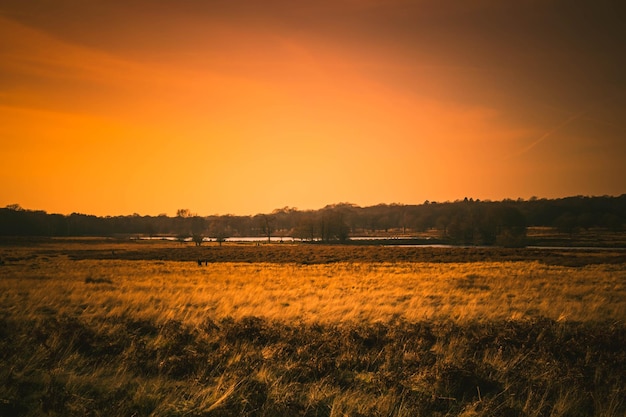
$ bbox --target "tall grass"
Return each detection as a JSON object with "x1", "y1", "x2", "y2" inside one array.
[
  {"x1": 0, "y1": 249, "x2": 624, "y2": 416},
  {"x1": 1, "y1": 257, "x2": 624, "y2": 326}
]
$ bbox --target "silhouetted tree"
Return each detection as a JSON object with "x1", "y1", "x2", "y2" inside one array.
[
  {"x1": 209, "y1": 218, "x2": 230, "y2": 246},
  {"x1": 492, "y1": 205, "x2": 527, "y2": 247},
  {"x1": 293, "y1": 212, "x2": 317, "y2": 241},
  {"x1": 191, "y1": 233, "x2": 204, "y2": 246},
  {"x1": 257, "y1": 214, "x2": 274, "y2": 243},
  {"x1": 176, "y1": 208, "x2": 193, "y2": 218},
  {"x1": 318, "y1": 207, "x2": 350, "y2": 242},
  {"x1": 554, "y1": 212, "x2": 578, "y2": 236},
  {"x1": 1, "y1": 196, "x2": 624, "y2": 243}
]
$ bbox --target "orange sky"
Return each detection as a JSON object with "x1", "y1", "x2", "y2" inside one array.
[{"x1": 1, "y1": 0, "x2": 625, "y2": 216}]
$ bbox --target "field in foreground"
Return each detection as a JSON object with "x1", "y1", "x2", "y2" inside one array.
[{"x1": 1, "y1": 240, "x2": 625, "y2": 416}]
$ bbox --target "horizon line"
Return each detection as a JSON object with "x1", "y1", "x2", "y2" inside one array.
[{"x1": 3, "y1": 193, "x2": 625, "y2": 218}]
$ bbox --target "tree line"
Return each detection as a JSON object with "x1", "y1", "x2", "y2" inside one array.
[{"x1": 1, "y1": 195, "x2": 624, "y2": 246}]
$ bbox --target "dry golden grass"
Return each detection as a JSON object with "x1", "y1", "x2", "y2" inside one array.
[
  {"x1": 1, "y1": 243, "x2": 625, "y2": 416},
  {"x1": 2, "y1": 255, "x2": 624, "y2": 327}
]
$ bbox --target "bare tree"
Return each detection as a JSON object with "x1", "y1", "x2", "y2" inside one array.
[
  {"x1": 176, "y1": 208, "x2": 194, "y2": 218},
  {"x1": 192, "y1": 233, "x2": 204, "y2": 246},
  {"x1": 209, "y1": 218, "x2": 230, "y2": 246},
  {"x1": 256, "y1": 214, "x2": 274, "y2": 243}
]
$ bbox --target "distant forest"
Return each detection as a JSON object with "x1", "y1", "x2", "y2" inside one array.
[{"x1": 1, "y1": 195, "x2": 625, "y2": 246}]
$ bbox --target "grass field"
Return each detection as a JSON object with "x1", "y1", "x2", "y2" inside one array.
[{"x1": 1, "y1": 240, "x2": 625, "y2": 416}]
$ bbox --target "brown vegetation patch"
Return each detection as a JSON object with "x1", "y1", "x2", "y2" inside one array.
[
  {"x1": 47, "y1": 241, "x2": 626, "y2": 267},
  {"x1": 1, "y1": 240, "x2": 624, "y2": 416},
  {"x1": 0, "y1": 315, "x2": 624, "y2": 416}
]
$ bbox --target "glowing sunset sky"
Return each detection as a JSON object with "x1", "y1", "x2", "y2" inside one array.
[{"x1": 1, "y1": 1, "x2": 624, "y2": 216}]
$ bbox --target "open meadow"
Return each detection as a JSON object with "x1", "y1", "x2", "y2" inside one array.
[{"x1": 1, "y1": 239, "x2": 625, "y2": 416}]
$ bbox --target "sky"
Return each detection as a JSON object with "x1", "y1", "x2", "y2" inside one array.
[{"x1": 1, "y1": 0, "x2": 625, "y2": 216}]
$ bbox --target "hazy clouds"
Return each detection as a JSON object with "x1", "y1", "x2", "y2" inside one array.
[{"x1": 1, "y1": 0, "x2": 624, "y2": 215}]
